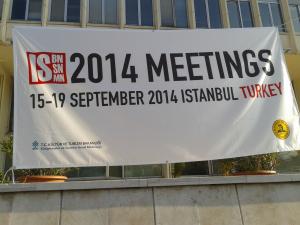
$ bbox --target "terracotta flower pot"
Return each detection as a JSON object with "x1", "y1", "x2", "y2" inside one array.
[
  {"x1": 18, "y1": 175, "x2": 68, "y2": 183},
  {"x1": 231, "y1": 170, "x2": 276, "y2": 176}
]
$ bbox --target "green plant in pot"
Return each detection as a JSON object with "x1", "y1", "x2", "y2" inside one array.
[
  {"x1": 220, "y1": 153, "x2": 279, "y2": 176},
  {"x1": 0, "y1": 134, "x2": 69, "y2": 183}
]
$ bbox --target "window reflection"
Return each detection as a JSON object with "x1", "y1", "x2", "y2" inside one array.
[
  {"x1": 194, "y1": 0, "x2": 222, "y2": 29},
  {"x1": 11, "y1": 0, "x2": 42, "y2": 21},
  {"x1": 161, "y1": 0, "x2": 188, "y2": 28},
  {"x1": 259, "y1": 0, "x2": 285, "y2": 32},
  {"x1": 228, "y1": 0, "x2": 241, "y2": 27},
  {"x1": 50, "y1": 0, "x2": 80, "y2": 23},
  {"x1": 289, "y1": 3, "x2": 300, "y2": 32},
  {"x1": 227, "y1": 0, "x2": 253, "y2": 28},
  {"x1": 0, "y1": 0, "x2": 3, "y2": 20}
]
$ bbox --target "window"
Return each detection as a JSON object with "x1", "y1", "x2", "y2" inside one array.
[
  {"x1": 276, "y1": 151, "x2": 300, "y2": 173},
  {"x1": 125, "y1": 164, "x2": 162, "y2": 177},
  {"x1": 0, "y1": 0, "x2": 3, "y2": 20},
  {"x1": 289, "y1": 0, "x2": 300, "y2": 32},
  {"x1": 50, "y1": 0, "x2": 81, "y2": 23},
  {"x1": 89, "y1": 0, "x2": 118, "y2": 24},
  {"x1": 227, "y1": 0, "x2": 253, "y2": 28},
  {"x1": 66, "y1": 165, "x2": 162, "y2": 179},
  {"x1": 212, "y1": 151, "x2": 300, "y2": 176},
  {"x1": 161, "y1": 0, "x2": 188, "y2": 28},
  {"x1": 259, "y1": 0, "x2": 285, "y2": 32},
  {"x1": 194, "y1": 0, "x2": 222, "y2": 28},
  {"x1": 126, "y1": 0, "x2": 153, "y2": 26},
  {"x1": 173, "y1": 161, "x2": 210, "y2": 177},
  {"x1": 11, "y1": 0, "x2": 42, "y2": 21},
  {"x1": 67, "y1": 167, "x2": 106, "y2": 179}
]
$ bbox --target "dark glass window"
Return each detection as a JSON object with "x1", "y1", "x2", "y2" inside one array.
[
  {"x1": 50, "y1": 0, "x2": 80, "y2": 22},
  {"x1": 67, "y1": 167, "x2": 106, "y2": 179},
  {"x1": 9, "y1": 87, "x2": 14, "y2": 133},
  {"x1": 194, "y1": 0, "x2": 222, "y2": 28},
  {"x1": 126, "y1": 0, "x2": 153, "y2": 26},
  {"x1": 28, "y1": 0, "x2": 42, "y2": 21},
  {"x1": 227, "y1": 0, "x2": 253, "y2": 28},
  {"x1": 161, "y1": 0, "x2": 188, "y2": 27},
  {"x1": 11, "y1": 0, "x2": 27, "y2": 20},
  {"x1": 0, "y1": 0, "x2": 3, "y2": 20},
  {"x1": 109, "y1": 166, "x2": 123, "y2": 178},
  {"x1": 67, "y1": 0, "x2": 80, "y2": 22},
  {"x1": 271, "y1": 3, "x2": 285, "y2": 31},
  {"x1": 66, "y1": 165, "x2": 163, "y2": 180},
  {"x1": 69, "y1": 165, "x2": 163, "y2": 179},
  {"x1": 89, "y1": 0, "x2": 118, "y2": 24},
  {"x1": 126, "y1": 0, "x2": 139, "y2": 25},
  {"x1": 175, "y1": 0, "x2": 188, "y2": 27},
  {"x1": 194, "y1": 0, "x2": 208, "y2": 28},
  {"x1": 259, "y1": 0, "x2": 285, "y2": 32},
  {"x1": 227, "y1": 0, "x2": 241, "y2": 27},
  {"x1": 209, "y1": 0, "x2": 222, "y2": 28},
  {"x1": 173, "y1": 161, "x2": 209, "y2": 177},
  {"x1": 125, "y1": 164, "x2": 162, "y2": 178},
  {"x1": 161, "y1": 0, "x2": 174, "y2": 26},
  {"x1": 11, "y1": 0, "x2": 42, "y2": 21},
  {"x1": 276, "y1": 151, "x2": 300, "y2": 174},
  {"x1": 212, "y1": 151, "x2": 300, "y2": 176},
  {"x1": 105, "y1": 0, "x2": 118, "y2": 24},
  {"x1": 240, "y1": 1, "x2": 253, "y2": 27},
  {"x1": 259, "y1": 3, "x2": 272, "y2": 26},
  {"x1": 89, "y1": 0, "x2": 102, "y2": 24},
  {"x1": 141, "y1": 0, "x2": 153, "y2": 26},
  {"x1": 290, "y1": 4, "x2": 300, "y2": 32},
  {"x1": 50, "y1": 0, "x2": 66, "y2": 21}
]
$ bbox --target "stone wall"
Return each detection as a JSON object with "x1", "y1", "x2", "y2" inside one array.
[{"x1": 0, "y1": 176, "x2": 300, "y2": 225}]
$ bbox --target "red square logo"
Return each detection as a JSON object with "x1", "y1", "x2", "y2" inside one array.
[{"x1": 27, "y1": 52, "x2": 67, "y2": 84}]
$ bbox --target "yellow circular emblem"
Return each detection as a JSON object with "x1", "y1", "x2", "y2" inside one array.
[{"x1": 272, "y1": 119, "x2": 290, "y2": 140}]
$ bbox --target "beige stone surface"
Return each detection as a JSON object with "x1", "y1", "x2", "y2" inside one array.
[
  {"x1": 237, "y1": 183, "x2": 300, "y2": 225},
  {"x1": 1, "y1": 180, "x2": 300, "y2": 225},
  {"x1": 2, "y1": 192, "x2": 61, "y2": 225},
  {"x1": 61, "y1": 188, "x2": 155, "y2": 225},
  {"x1": 154, "y1": 185, "x2": 243, "y2": 225},
  {"x1": 0, "y1": 193, "x2": 13, "y2": 225}
]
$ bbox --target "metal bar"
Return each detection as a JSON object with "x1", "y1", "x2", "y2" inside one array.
[
  {"x1": 106, "y1": 164, "x2": 109, "y2": 178},
  {"x1": 208, "y1": 160, "x2": 214, "y2": 176},
  {"x1": 64, "y1": 0, "x2": 67, "y2": 22},
  {"x1": 206, "y1": 0, "x2": 211, "y2": 28},
  {"x1": 137, "y1": 0, "x2": 141, "y2": 25},
  {"x1": 25, "y1": 0, "x2": 29, "y2": 20}
]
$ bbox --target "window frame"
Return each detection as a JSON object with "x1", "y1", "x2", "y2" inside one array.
[
  {"x1": 227, "y1": 0, "x2": 254, "y2": 28},
  {"x1": 125, "y1": 0, "x2": 154, "y2": 26},
  {"x1": 10, "y1": 0, "x2": 43, "y2": 21},
  {"x1": 259, "y1": 0, "x2": 286, "y2": 32},
  {"x1": 49, "y1": 0, "x2": 81, "y2": 23}
]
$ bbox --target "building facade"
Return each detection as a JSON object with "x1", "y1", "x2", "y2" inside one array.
[{"x1": 0, "y1": 0, "x2": 300, "y2": 177}]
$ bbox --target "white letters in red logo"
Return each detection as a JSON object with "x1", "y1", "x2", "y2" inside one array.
[{"x1": 27, "y1": 52, "x2": 67, "y2": 84}]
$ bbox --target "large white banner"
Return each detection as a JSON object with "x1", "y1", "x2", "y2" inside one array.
[{"x1": 13, "y1": 27, "x2": 300, "y2": 169}]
